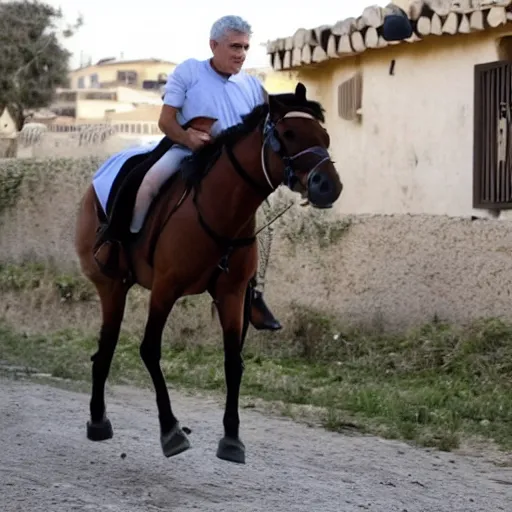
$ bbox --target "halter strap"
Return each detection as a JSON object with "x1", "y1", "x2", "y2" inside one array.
[
  {"x1": 261, "y1": 110, "x2": 324, "y2": 190},
  {"x1": 282, "y1": 111, "x2": 316, "y2": 120}
]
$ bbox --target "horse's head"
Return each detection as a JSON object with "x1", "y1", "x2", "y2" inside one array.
[{"x1": 262, "y1": 83, "x2": 343, "y2": 208}]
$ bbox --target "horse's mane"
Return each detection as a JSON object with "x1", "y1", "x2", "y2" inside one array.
[{"x1": 180, "y1": 92, "x2": 325, "y2": 187}]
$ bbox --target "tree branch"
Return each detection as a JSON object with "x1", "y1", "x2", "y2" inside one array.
[
  {"x1": 13, "y1": 35, "x2": 53, "y2": 82},
  {"x1": 0, "y1": 0, "x2": 80, "y2": 130}
]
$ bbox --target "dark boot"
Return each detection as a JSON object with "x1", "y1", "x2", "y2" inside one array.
[
  {"x1": 249, "y1": 288, "x2": 282, "y2": 331},
  {"x1": 93, "y1": 224, "x2": 131, "y2": 281},
  {"x1": 91, "y1": 145, "x2": 161, "y2": 282}
]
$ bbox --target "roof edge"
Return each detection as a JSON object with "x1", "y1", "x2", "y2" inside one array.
[
  {"x1": 266, "y1": 0, "x2": 512, "y2": 71},
  {"x1": 70, "y1": 58, "x2": 177, "y2": 73}
]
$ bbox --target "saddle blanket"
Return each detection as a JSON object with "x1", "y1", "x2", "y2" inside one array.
[{"x1": 92, "y1": 141, "x2": 161, "y2": 214}]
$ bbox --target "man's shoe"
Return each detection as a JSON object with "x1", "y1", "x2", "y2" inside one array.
[{"x1": 249, "y1": 289, "x2": 282, "y2": 331}]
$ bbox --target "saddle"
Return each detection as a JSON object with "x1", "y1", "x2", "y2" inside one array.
[
  {"x1": 99, "y1": 116, "x2": 218, "y2": 230},
  {"x1": 186, "y1": 116, "x2": 218, "y2": 135},
  {"x1": 93, "y1": 116, "x2": 218, "y2": 279},
  {"x1": 106, "y1": 116, "x2": 217, "y2": 219}
]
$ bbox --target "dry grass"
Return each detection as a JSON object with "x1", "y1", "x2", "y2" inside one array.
[{"x1": 1, "y1": 262, "x2": 512, "y2": 454}]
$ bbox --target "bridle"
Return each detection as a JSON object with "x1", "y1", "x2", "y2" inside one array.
[
  {"x1": 204, "y1": 109, "x2": 333, "y2": 265},
  {"x1": 157, "y1": 108, "x2": 333, "y2": 274},
  {"x1": 260, "y1": 110, "x2": 332, "y2": 193}
]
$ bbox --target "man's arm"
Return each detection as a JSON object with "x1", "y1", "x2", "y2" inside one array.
[
  {"x1": 252, "y1": 74, "x2": 269, "y2": 108},
  {"x1": 158, "y1": 60, "x2": 194, "y2": 147},
  {"x1": 159, "y1": 105, "x2": 190, "y2": 146},
  {"x1": 259, "y1": 83, "x2": 270, "y2": 106}
]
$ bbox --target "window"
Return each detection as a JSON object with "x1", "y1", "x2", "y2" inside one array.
[
  {"x1": 51, "y1": 107, "x2": 76, "y2": 117},
  {"x1": 337, "y1": 71, "x2": 362, "y2": 121},
  {"x1": 90, "y1": 73, "x2": 99, "y2": 87},
  {"x1": 79, "y1": 91, "x2": 117, "y2": 101},
  {"x1": 57, "y1": 91, "x2": 77, "y2": 102},
  {"x1": 473, "y1": 61, "x2": 512, "y2": 209},
  {"x1": 117, "y1": 70, "x2": 138, "y2": 85},
  {"x1": 142, "y1": 80, "x2": 161, "y2": 90},
  {"x1": 77, "y1": 77, "x2": 85, "y2": 89}
]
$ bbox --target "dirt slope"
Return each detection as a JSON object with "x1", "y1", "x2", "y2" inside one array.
[{"x1": 1, "y1": 377, "x2": 511, "y2": 511}]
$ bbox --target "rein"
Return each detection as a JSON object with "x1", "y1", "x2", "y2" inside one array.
[
  {"x1": 154, "y1": 108, "x2": 331, "y2": 273},
  {"x1": 195, "y1": 109, "x2": 332, "y2": 272}
]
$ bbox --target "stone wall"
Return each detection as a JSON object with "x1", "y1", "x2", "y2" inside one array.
[{"x1": 1, "y1": 157, "x2": 512, "y2": 331}]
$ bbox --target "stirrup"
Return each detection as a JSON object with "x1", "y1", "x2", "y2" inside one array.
[
  {"x1": 93, "y1": 240, "x2": 119, "y2": 278},
  {"x1": 93, "y1": 239, "x2": 131, "y2": 282}
]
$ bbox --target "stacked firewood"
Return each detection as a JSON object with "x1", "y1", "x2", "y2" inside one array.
[{"x1": 266, "y1": 0, "x2": 512, "y2": 70}]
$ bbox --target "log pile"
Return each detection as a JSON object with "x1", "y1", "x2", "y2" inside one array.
[{"x1": 266, "y1": 0, "x2": 512, "y2": 70}]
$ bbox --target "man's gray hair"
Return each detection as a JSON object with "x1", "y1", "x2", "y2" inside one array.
[{"x1": 210, "y1": 15, "x2": 252, "y2": 41}]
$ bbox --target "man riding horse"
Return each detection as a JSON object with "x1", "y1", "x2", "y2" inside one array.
[
  {"x1": 92, "y1": 15, "x2": 282, "y2": 332},
  {"x1": 91, "y1": 6, "x2": 413, "y2": 333},
  {"x1": 76, "y1": 8, "x2": 410, "y2": 462}
]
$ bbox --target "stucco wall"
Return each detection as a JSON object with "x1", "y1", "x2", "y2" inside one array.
[
  {"x1": 2, "y1": 158, "x2": 512, "y2": 331},
  {"x1": 75, "y1": 100, "x2": 137, "y2": 120},
  {"x1": 297, "y1": 29, "x2": 512, "y2": 219}
]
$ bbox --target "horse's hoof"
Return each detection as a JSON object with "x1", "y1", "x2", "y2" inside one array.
[
  {"x1": 160, "y1": 423, "x2": 191, "y2": 458},
  {"x1": 86, "y1": 417, "x2": 113, "y2": 441},
  {"x1": 216, "y1": 436, "x2": 246, "y2": 464}
]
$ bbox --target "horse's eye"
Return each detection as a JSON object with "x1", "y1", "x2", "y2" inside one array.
[{"x1": 283, "y1": 130, "x2": 295, "y2": 140}]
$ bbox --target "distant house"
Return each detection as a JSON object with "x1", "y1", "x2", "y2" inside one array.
[
  {"x1": 59, "y1": 56, "x2": 300, "y2": 123},
  {"x1": 49, "y1": 86, "x2": 163, "y2": 121},
  {"x1": 104, "y1": 105, "x2": 161, "y2": 123},
  {"x1": 68, "y1": 57, "x2": 177, "y2": 92},
  {"x1": 265, "y1": 0, "x2": 512, "y2": 220}
]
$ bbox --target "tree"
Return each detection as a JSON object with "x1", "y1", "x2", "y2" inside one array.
[{"x1": 0, "y1": 0, "x2": 83, "y2": 130}]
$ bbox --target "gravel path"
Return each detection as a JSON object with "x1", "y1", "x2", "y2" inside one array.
[{"x1": 1, "y1": 376, "x2": 511, "y2": 511}]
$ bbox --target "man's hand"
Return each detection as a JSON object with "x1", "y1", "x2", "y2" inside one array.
[
  {"x1": 184, "y1": 127, "x2": 211, "y2": 151},
  {"x1": 159, "y1": 105, "x2": 215, "y2": 150}
]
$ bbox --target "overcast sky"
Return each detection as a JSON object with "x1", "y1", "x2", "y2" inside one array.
[{"x1": 44, "y1": 0, "x2": 380, "y2": 69}]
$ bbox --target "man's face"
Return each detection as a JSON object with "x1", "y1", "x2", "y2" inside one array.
[{"x1": 210, "y1": 30, "x2": 250, "y2": 75}]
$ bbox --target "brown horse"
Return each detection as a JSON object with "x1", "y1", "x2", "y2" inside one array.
[{"x1": 74, "y1": 83, "x2": 343, "y2": 464}]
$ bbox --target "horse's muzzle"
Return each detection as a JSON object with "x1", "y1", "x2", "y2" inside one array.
[{"x1": 307, "y1": 168, "x2": 343, "y2": 208}]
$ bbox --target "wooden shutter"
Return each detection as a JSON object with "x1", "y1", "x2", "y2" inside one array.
[
  {"x1": 473, "y1": 60, "x2": 512, "y2": 209},
  {"x1": 337, "y1": 72, "x2": 362, "y2": 121}
]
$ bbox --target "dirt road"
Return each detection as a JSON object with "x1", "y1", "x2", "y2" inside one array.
[{"x1": 1, "y1": 376, "x2": 511, "y2": 511}]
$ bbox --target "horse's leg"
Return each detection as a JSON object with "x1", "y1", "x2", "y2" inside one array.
[
  {"x1": 139, "y1": 284, "x2": 190, "y2": 457},
  {"x1": 213, "y1": 287, "x2": 248, "y2": 464},
  {"x1": 87, "y1": 280, "x2": 128, "y2": 441},
  {"x1": 241, "y1": 279, "x2": 253, "y2": 351}
]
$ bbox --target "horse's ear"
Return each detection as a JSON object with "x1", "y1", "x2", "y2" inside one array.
[
  {"x1": 295, "y1": 82, "x2": 307, "y2": 101},
  {"x1": 268, "y1": 93, "x2": 285, "y2": 118}
]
